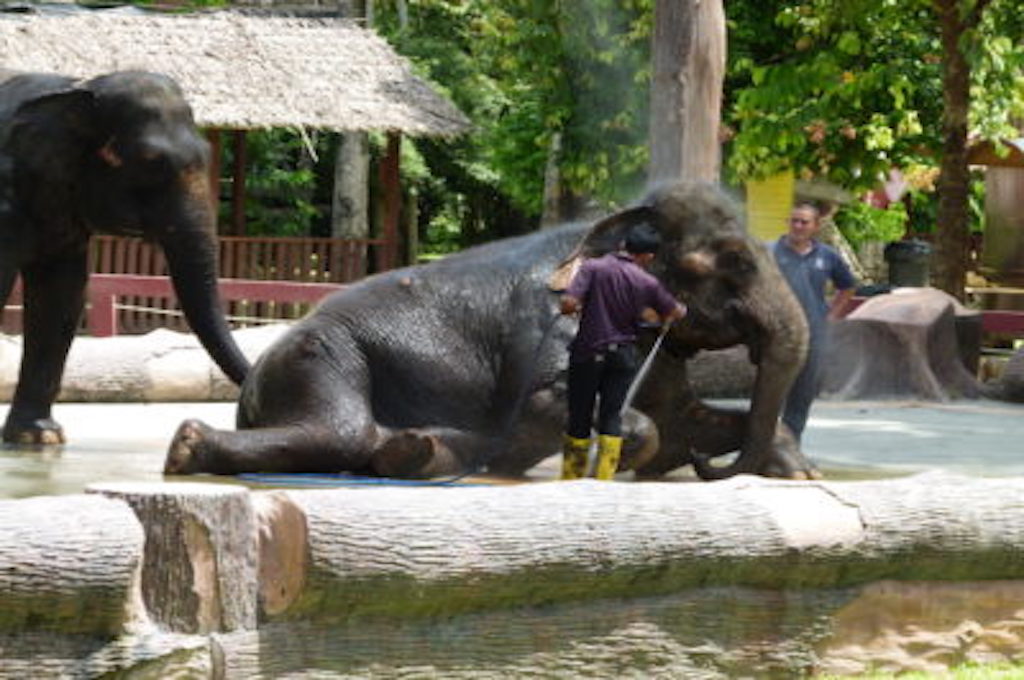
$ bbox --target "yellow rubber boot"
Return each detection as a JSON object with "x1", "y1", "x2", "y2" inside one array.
[
  {"x1": 595, "y1": 435, "x2": 622, "y2": 481},
  {"x1": 561, "y1": 435, "x2": 591, "y2": 480}
]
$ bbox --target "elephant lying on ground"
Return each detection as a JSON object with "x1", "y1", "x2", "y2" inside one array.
[
  {"x1": 166, "y1": 183, "x2": 815, "y2": 480},
  {"x1": 0, "y1": 70, "x2": 249, "y2": 444}
]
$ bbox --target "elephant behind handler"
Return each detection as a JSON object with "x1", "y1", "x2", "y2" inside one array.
[{"x1": 165, "y1": 182, "x2": 815, "y2": 481}]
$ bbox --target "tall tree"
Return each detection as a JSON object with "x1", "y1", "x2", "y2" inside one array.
[
  {"x1": 649, "y1": 0, "x2": 726, "y2": 184},
  {"x1": 726, "y1": 0, "x2": 1023, "y2": 298},
  {"x1": 932, "y1": 0, "x2": 991, "y2": 296}
]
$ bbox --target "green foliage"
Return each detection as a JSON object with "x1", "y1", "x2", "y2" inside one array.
[
  {"x1": 219, "y1": 129, "x2": 327, "y2": 237},
  {"x1": 726, "y1": 0, "x2": 1024, "y2": 191},
  {"x1": 373, "y1": 0, "x2": 653, "y2": 252},
  {"x1": 833, "y1": 200, "x2": 908, "y2": 250}
]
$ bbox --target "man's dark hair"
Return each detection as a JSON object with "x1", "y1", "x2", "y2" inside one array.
[{"x1": 624, "y1": 223, "x2": 662, "y2": 255}]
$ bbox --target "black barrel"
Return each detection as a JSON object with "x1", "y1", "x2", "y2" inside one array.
[{"x1": 884, "y1": 239, "x2": 932, "y2": 287}]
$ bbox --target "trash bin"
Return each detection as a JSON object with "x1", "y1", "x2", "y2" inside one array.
[{"x1": 884, "y1": 239, "x2": 932, "y2": 287}]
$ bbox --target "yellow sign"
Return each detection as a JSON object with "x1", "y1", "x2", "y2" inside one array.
[{"x1": 745, "y1": 171, "x2": 794, "y2": 241}]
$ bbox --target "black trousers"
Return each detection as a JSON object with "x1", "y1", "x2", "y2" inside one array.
[{"x1": 566, "y1": 344, "x2": 639, "y2": 439}]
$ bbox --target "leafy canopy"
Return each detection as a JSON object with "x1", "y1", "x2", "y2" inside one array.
[{"x1": 726, "y1": 0, "x2": 1024, "y2": 192}]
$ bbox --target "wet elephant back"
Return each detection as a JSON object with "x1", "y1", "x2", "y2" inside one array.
[{"x1": 241, "y1": 225, "x2": 585, "y2": 430}]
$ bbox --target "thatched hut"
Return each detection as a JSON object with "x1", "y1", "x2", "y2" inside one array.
[{"x1": 0, "y1": 7, "x2": 471, "y2": 264}]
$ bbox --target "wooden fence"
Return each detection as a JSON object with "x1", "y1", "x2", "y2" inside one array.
[
  {"x1": 89, "y1": 234, "x2": 386, "y2": 283},
  {"x1": 1, "y1": 235, "x2": 383, "y2": 335},
  {"x1": 86, "y1": 275, "x2": 342, "y2": 337}
]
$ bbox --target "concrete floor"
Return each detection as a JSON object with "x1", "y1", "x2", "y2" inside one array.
[{"x1": 1, "y1": 398, "x2": 1023, "y2": 499}]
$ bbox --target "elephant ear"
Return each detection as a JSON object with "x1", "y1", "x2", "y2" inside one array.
[
  {"x1": 712, "y1": 236, "x2": 759, "y2": 290},
  {"x1": 577, "y1": 205, "x2": 658, "y2": 258},
  {"x1": 548, "y1": 205, "x2": 658, "y2": 292},
  {"x1": 8, "y1": 88, "x2": 100, "y2": 180}
]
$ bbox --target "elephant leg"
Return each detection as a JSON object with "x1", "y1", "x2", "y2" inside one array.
[
  {"x1": 165, "y1": 419, "x2": 376, "y2": 475},
  {"x1": 3, "y1": 253, "x2": 87, "y2": 444},
  {"x1": 166, "y1": 418, "x2": 501, "y2": 479},
  {"x1": 372, "y1": 426, "x2": 498, "y2": 478},
  {"x1": 680, "y1": 402, "x2": 819, "y2": 479}
]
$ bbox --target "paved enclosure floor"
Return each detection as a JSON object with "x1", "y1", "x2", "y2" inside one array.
[{"x1": 1, "y1": 399, "x2": 1023, "y2": 499}]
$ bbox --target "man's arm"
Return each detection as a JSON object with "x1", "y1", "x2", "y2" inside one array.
[{"x1": 828, "y1": 287, "x2": 856, "y2": 320}]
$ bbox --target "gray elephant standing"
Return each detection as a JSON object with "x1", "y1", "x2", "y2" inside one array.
[
  {"x1": 0, "y1": 70, "x2": 249, "y2": 444},
  {"x1": 166, "y1": 183, "x2": 814, "y2": 480}
]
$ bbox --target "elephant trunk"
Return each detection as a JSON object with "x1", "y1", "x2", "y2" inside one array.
[
  {"x1": 691, "y1": 291, "x2": 807, "y2": 481},
  {"x1": 691, "y1": 356, "x2": 795, "y2": 480},
  {"x1": 161, "y1": 231, "x2": 250, "y2": 385}
]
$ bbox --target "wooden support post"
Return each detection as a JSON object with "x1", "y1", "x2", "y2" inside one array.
[
  {"x1": 231, "y1": 130, "x2": 248, "y2": 237},
  {"x1": 376, "y1": 132, "x2": 401, "y2": 271},
  {"x1": 88, "y1": 292, "x2": 118, "y2": 337}
]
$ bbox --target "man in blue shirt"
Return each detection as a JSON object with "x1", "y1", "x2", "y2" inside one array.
[
  {"x1": 773, "y1": 203, "x2": 857, "y2": 442},
  {"x1": 559, "y1": 224, "x2": 686, "y2": 480}
]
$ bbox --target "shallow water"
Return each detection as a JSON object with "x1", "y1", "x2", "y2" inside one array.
[{"x1": 3, "y1": 399, "x2": 1024, "y2": 499}]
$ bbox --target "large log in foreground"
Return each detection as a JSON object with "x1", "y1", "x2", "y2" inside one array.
[
  {"x1": 5, "y1": 474, "x2": 1024, "y2": 676},
  {"x1": 5, "y1": 473, "x2": 1024, "y2": 635},
  {"x1": 269, "y1": 472, "x2": 1024, "y2": 621},
  {"x1": 0, "y1": 494, "x2": 143, "y2": 635}
]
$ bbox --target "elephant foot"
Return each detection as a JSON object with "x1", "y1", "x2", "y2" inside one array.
[
  {"x1": 165, "y1": 419, "x2": 212, "y2": 474},
  {"x1": 2, "y1": 417, "x2": 65, "y2": 446},
  {"x1": 758, "y1": 425, "x2": 822, "y2": 480},
  {"x1": 373, "y1": 431, "x2": 439, "y2": 478},
  {"x1": 618, "y1": 410, "x2": 660, "y2": 472}
]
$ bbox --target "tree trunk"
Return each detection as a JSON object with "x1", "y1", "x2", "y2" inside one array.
[
  {"x1": 88, "y1": 482, "x2": 259, "y2": 634},
  {"x1": 330, "y1": 132, "x2": 370, "y2": 241},
  {"x1": 540, "y1": 132, "x2": 564, "y2": 228},
  {"x1": 649, "y1": 0, "x2": 726, "y2": 185},
  {"x1": 931, "y1": 0, "x2": 988, "y2": 299},
  {"x1": 332, "y1": 0, "x2": 372, "y2": 276}
]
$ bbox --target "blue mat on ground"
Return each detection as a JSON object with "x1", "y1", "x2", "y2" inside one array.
[{"x1": 236, "y1": 472, "x2": 488, "y2": 488}]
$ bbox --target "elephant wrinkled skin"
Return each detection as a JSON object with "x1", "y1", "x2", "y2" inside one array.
[
  {"x1": 0, "y1": 70, "x2": 249, "y2": 444},
  {"x1": 166, "y1": 183, "x2": 815, "y2": 481}
]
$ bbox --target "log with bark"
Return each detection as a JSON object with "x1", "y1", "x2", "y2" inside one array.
[{"x1": 6, "y1": 471, "x2": 1024, "y2": 676}]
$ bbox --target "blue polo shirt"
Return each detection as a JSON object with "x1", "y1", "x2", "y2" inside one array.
[
  {"x1": 566, "y1": 252, "x2": 680, "y2": 360},
  {"x1": 773, "y1": 238, "x2": 856, "y2": 334}
]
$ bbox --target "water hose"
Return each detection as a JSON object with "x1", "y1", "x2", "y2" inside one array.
[{"x1": 620, "y1": 323, "x2": 672, "y2": 415}]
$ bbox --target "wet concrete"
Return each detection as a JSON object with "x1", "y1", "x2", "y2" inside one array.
[{"x1": 1, "y1": 399, "x2": 1023, "y2": 499}]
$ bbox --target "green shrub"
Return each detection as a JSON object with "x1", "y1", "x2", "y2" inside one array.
[{"x1": 834, "y1": 201, "x2": 908, "y2": 252}]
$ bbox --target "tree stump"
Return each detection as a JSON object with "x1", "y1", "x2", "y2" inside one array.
[
  {"x1": 87, "y1": 482, "x2": 258, "y2": 633},
  {"x1": 822, "y1": 288, "x2": 981, "y2": 400},
  {"x1": 0, "y1": 494, "x2": 143, "y2": 635}
]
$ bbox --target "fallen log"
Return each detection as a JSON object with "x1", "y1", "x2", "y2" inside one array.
[
  {"x1": 268, "y1": 472, "x2": 1024, "y2": 622},
  {"x1": 6, "y1": 473, "x2": 1024, "y2": 633},
  {"x1": 0, "y1": 494, "x2": 143, "y2": 635},
  {"x1": 87, "y1": 482, "x2": 259, "y2": 634}
]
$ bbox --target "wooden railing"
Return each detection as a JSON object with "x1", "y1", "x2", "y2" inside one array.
[
  {"x1": 78, "y1": 235, "x2": 387, "y2": 334},
  {"x1": 1, "y1": 275, "x2": 343, "y2": 337},
  {"x1": 86, "y1": 275, "x2": 342, "y2": 336},
  {"x1": 88, "y1": 234, "x2": 387, "y2": 283}
]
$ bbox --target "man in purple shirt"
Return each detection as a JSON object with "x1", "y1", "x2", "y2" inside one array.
[{"x1": 559, "y1": 223, "x2": 686, "y2": 480}]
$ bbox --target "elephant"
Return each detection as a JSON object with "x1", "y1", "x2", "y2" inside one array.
[
  {"x1": 0, "y1": 70, "x2": 249, "y2": 444},
  {"x1": 165, "y1": 182, "x2": 816, "y2": 481}
]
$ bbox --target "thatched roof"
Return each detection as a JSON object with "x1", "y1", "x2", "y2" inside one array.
[{"x1": 0, "y1": 7, "x2": 471, "y2": 136}]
